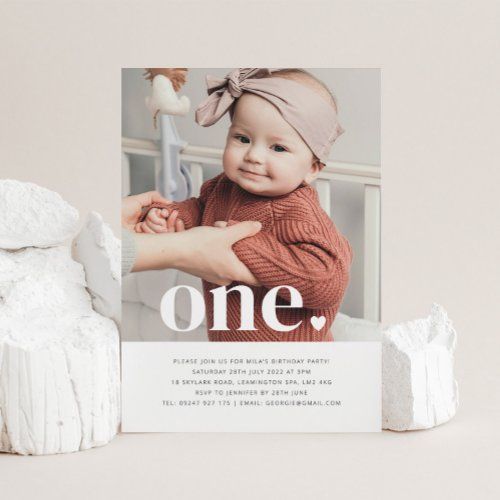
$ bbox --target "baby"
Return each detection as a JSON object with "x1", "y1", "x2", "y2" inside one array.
[{"x1": 136, "y1": 68, "x2": 353, "y2": 342}]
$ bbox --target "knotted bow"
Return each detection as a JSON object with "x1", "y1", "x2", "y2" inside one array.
[
  {"x1": 196, "y1": 68, "x2": 272, "y2": 126},
  {"x1": 195, "y1": 68, "x2": 344, "y2": 163}
]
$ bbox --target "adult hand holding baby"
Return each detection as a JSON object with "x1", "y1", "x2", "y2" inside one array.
[
  {"x1": 122, "y1": 191, "x2": 261, "y2": 286},
  {"x1": 121, "y1": 190, "x2": 173, "y2": 231},
  {"x1": 170, "y1": 222, "x2": 262, "y2": 286},
  {"x1": 122, "y1": 190, "x2": 184, "y2": 233},
  {"x1": 136, "y1": 206, "x2": 184, "y2": 234}
]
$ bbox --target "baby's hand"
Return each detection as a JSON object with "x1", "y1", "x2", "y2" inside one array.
[
  {"x1": 135, "y1": 208, "x2": 168, "y2": 233},
  {"x1": 135, "y1": 207, "x2": 185, "y2": 233}
]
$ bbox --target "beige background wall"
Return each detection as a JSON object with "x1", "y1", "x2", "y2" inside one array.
[
  {"x1": 1, "y1": 1, "x2": 499, "y2": 499},
  {"x1": 0, "y1": 19, "x2": 121, "y2": 237}
]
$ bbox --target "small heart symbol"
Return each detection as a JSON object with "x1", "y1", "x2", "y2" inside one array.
[{"x1": 310, "y1": 315, "x2": 326, "y2": 331}]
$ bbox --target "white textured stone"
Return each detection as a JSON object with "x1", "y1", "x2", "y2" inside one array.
[
  {"x1": 382, "y1": 303, "x2": 458, "y2": 431},
  {"x1": 73, "y1": 212, "x2": 121, "y2": 324},
  {"x1": 0, "y1": 246, "x2": 92, "y2": 319},
  {"x1": 0, "y1": 244, "x2": 120, "y2": 455},
  {"x1": 0, "y1": 313, "x2": 120, "y2": 455},
  {"x1": 0, "y1": 179, "x2": 79, "y2": 249}
]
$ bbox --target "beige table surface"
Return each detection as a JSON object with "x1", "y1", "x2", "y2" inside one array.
[{"x1": 2, "y1": 351, "x2": 500, "y2": 500}]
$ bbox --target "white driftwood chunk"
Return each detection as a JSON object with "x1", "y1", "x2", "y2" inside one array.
[
  {"x1": 0, "y1": 179, "x2": 79, "y2": 249},
  {"x1": 382, "y1": 303, "x2": 458, "y2": 431},
  {"x1": 0, "y1": 313, "x2": 120, "y2": 455},
  {"x1": 0, "y1": 245, "x2": 120, "y2": 455},
  {"x1": 73, "y1": 212, "x2": 121, "y2": 324}
]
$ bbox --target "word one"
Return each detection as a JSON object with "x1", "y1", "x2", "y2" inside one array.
[{"x1": 160, "y1": 284, "x2": 313, "y2": 332}]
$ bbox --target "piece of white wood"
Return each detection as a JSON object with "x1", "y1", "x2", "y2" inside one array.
[
  {"x1": 189, "y1": 162, "x2": 204, "y2": 198},
  {"x1": 154, "y1": 156, "x2": 163, "y2": 194},
  {"x1": 315, "y1": 178, "x2": 331, "y2": 217},
  {"x1": 364, "y1": 184, "x2": 381, "y2": 322},
  {"x1": 122, "y1": 152, "x2": 131, "y2": 197}
]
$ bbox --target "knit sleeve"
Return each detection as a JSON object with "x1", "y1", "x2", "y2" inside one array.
[
  {"x1": 166, "y1": 198, "x2": 202, "y2": 229},
  {"x1": 232, "y1": 220, "x2": 353, "y2": 309},
  {"x1": 138, "y1": 174, "x2": 221, "y2": 229},
  {"x1": 121, "y1": 228, "x2": 137, "y2": 277}
]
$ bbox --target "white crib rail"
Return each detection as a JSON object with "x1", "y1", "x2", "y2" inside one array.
[{"x1": 122, "y1": 137, "x2": 381, "y2": 322}]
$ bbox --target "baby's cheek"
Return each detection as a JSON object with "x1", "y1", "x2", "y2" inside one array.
[
  {"x1": 267, "y1": 169, "x2": 304, "y2": 196},
  {"x1": 223, "y1": 146, "x2": 240, "y2": 171}
]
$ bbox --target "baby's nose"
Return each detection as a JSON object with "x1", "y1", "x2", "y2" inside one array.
[{"x1": 244, "y1": 145, "x2": 265, "y2": 164}]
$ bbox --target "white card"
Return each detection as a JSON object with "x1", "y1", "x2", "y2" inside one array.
[{"x1": 122, "y1": 342, "x2": 381, "y2": 432}]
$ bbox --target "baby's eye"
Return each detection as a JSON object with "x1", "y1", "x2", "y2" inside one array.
[
  {"x1": 272, "y1": 144, "x2": 288, "y2": 153},
  {"x1": 234, "y1": 134, "x2": 250, "y2": 144}
]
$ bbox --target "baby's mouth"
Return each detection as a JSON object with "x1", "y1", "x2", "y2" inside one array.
[{"x1": 239, "y1": 167, "x2": 269, "y2": 178}]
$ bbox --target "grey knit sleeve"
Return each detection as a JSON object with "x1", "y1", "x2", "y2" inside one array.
[{"x1": 121, "y1": 229, "x2": 137, "y2": 276}]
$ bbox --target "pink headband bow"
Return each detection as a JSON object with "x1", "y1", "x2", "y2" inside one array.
[{"x1": 195, "y1": 68, "x2": 344, "y2": 163}]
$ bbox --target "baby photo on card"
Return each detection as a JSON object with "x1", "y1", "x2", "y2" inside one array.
[{"x1": 121, "y1": 68, "x2": 381, "y2": 432}]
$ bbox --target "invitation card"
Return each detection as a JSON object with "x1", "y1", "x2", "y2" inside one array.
[{"x1": 121, "y1": 67, "x2": 381, "y2": 432}]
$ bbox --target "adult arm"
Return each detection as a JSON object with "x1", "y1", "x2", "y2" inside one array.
[
  {"x1": 125, "y1": 222, "x2": 262, "y2": 286},
  {"x1": 122, "y1": 228, "x2": 138, "y2": 276}
]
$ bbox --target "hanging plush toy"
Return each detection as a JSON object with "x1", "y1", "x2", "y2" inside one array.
[{"x1": 143, "y1": 68, "x2": 190, "y2": 127}]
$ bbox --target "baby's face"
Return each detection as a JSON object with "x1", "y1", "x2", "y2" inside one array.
[{"x1": 222, "y1": 93, "x2": 320, "y2": 197}]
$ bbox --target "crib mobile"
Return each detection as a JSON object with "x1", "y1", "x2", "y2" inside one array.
[{"x1": 143, "y1": 68, "x2": 193, "y2": 201}]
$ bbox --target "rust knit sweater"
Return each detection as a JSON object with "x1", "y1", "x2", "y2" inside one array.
[{"x1": 144, "y1": 173, "x2": 353, "y2": 342}]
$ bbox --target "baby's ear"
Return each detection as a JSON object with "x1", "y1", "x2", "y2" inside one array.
[{"x1": 304, "y1": 158, "x2": 322, "y2": 184}]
